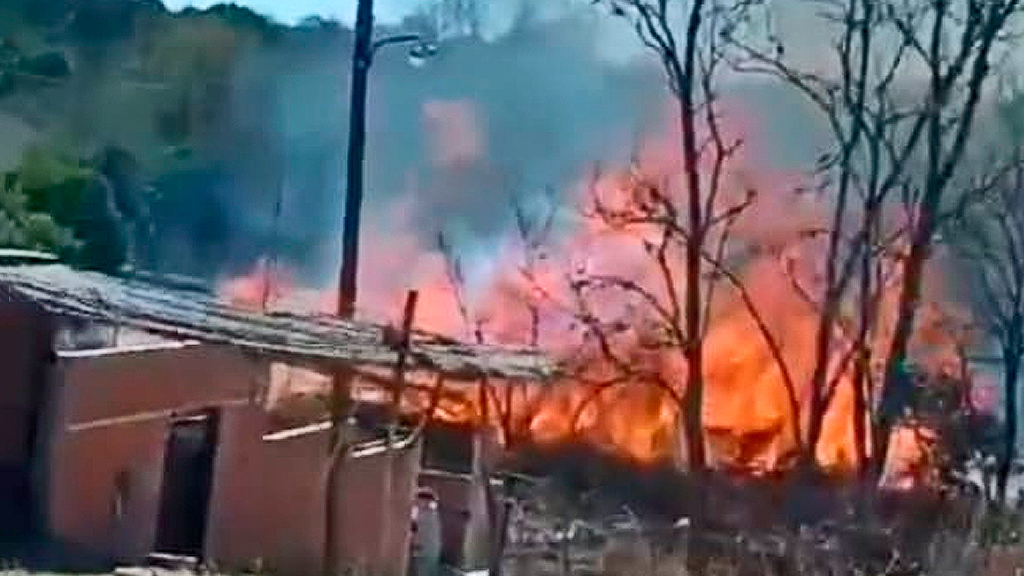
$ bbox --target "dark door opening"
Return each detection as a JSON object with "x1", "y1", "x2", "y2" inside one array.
[
  {"x1": 0, "y1": 301, "x2": 55, "y2": 542},
  {"x1": 153, "y1": 409, "x2": 219, "y2": 559}
]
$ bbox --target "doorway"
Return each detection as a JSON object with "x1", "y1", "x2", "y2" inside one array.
[
  {"x1": 0, "y1": 297, "x2": 54, "y2": 541},
  {"x1": 153, "y1": 409, "x2": 220, "y2": 559}
]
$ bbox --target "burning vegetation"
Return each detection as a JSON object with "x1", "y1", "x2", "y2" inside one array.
[
  {"x1": 213, "y1": 0, "x2": 1024, "y2": 572},
  {"x1": 10, "y1": 0, "x2": 1022, "y2": 573},
  {"x1": 223, "y1": 113, "x2": 983, "y2": 488}
]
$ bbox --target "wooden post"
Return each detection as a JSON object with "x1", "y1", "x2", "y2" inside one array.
[{"x1": 379, "y1": 290, "x2": 419, "y2": 570}]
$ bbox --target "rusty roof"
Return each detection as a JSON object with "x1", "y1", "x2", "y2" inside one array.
[{"x1": 0, "y1": 264, "x2": 554, "y2": 380}]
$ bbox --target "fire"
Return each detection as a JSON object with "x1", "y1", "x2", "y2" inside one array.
[
  {"x1": 219, "y1": 101, "x2": 980, "y2": 483},
  {"x1": 218, "y1": 256, "x2": 294, "y2": 310}
]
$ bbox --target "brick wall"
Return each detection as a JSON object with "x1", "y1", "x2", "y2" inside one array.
[
  {"x1": 47, "y1": 416, "x2": 167, "y2": 562},
  {"x1": 57, "y1": 344, "x2": 262, "y2": 425},
  {"x1": 43, "y1": 344, "x2": 264, "y2": 563},
  {"x1": 43, "y1": 342, "x2": 420, "y2": 576},
  {"x1": 338, "y1": 438, "x2": 422, "y2": 576},
  {"x1": 204, "y1": 404, "x2": 324, "y2": 575},
  {"x1": 206, "y1": 405, "x2": 422, "y2": 576}
]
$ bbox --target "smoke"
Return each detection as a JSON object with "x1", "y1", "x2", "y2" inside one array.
[
  {"x1": 211, "y1": 6, "x2": 658, "y2": 285},
  {"x1": 215, "y1": 6, "x2": 833, "y2": 294},
  {"x1": 6, "y1": 0, "x2": 825, "y2": 293}
]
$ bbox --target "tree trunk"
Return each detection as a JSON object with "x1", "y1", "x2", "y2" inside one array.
[
  {"x1": 872, "y1": 0, "x2": 1009, "y2": 480},
  {"x1": 678, "y1": 0, "x2": 707, "y2": 475},
  {"x1": 852, "y1": 207, "x2": 878, "y2": 476},
  {"x1": 873, "y1": 223, "x2": 931, "y2": 479},
  {"x1": 675, "y1": 6, "x2": 707, "y2": 576},
  {"x1": 997, "y1": 336, "x2": 1021, "y2": 504},
  {"x1": 852, "y1": 351, "x2": 870, "y2": 474},
  {"x1": 873, "y1": 32, "x2": 945, "y2": 474}
]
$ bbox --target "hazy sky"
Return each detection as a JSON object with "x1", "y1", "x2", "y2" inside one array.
[{"x1": 162, "y1": 0, "x2": 418, "y2": 25}]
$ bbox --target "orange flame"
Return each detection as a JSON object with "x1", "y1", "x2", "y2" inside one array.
[{"x1": 220, "y1": 102, "x2": 979, "y2": 483}]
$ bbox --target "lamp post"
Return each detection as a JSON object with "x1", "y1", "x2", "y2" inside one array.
[
  {"x1": 324, "y1": 3, "x2": 435, "y2": 572},
  {"x1": 336, "y1": 15, "x2": 436, "y2": 319},
  {"x1": 329, "y1": 0, "x2": 437, "y2": 458}
]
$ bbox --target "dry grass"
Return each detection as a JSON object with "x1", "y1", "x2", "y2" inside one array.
[
  {"x1": 502, "y1": 536, "x2": 1024, "y2": 576},
  {"x1": 498, "y1": 493, "x2": 1024, "y2": 576}
]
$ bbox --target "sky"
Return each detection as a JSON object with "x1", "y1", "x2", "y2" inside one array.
[{"x1": 162, "y1": 0, "x2": 418, "y2": 25}]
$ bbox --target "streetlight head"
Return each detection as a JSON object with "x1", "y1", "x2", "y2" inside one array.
[
  {"x1": 408, "y1": 41, "x2": 438, "y2": 67},
  {"x1": 407, "y1": 53, "x2": 426, "y2": 68}
]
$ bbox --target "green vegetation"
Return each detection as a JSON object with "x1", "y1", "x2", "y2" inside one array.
[
  {"x1": 0, "y1": 145, "x2": 131, "y2": 272},
  {"x1": 0, "y1": 176, "x2": 79, "y2": 259},
  {"x1": 0, "y1": 1, "x2": 298, "y2": 273}
]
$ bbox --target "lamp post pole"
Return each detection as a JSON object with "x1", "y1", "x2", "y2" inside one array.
[
  {"x1": 325, "y1": 3, "x2": 375, "y2": 573},
  {"x1": 336, "y1": 0, "x2": 376, "y2": 320},
  {"x1": 325, "y1": 0, "x2": 431, "y2": 569}
]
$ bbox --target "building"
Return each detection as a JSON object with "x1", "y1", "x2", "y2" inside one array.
[
  {"x1": 342, "y1": 378, "x2": 507, "y2": 573},
  {"x1": 418, "y1": 420, "x2": 498, "y2": 572},
  {"x1": 0, "y1": 264, "x2": 550, "y2": 576}
]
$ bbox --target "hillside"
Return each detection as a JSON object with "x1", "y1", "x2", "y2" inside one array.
[
  {"x1": 0, "y1": 0, "x2": 669, "y2": 282},
  {"x1": 0, "y1": 0, "x2": 300, "y2": 273}
]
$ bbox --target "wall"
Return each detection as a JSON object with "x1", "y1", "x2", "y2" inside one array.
[
  {"x1": 204, "y1": 404, "x2": 324, "y2": 574},
  {"x1": 338, "y1": 438, "x2": 422, "y2": 576},
  {"x1": 43, "y1": 343, "x2": 264, "y2": 564},
  {"x1": 206, "y1": 405, "x2": 422, "y2": 576},
  {"x1": 42, "y1": 341, "x2": 420, "y2": 576},
  {"x1": 57, "y1": 343, "x2": 264, "y2": 424},
  {"x1": 46, "y1": 414, "x2": 168, "y2": 562}
]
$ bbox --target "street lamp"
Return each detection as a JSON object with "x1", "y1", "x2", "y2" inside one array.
[
  {"x1": 324, "y1": 5, "x2": 436, "y2": 574},
  {"x1": 335, "y1": 25, "x2": 437, "y2": 320}
]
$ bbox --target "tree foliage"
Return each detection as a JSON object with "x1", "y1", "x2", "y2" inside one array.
[
  {"x1": 0, "y1": 163, "x2": 79, "y2": 257},
  {"x1": 2, "y1": 145, "x2": 133, "y2": 273}
]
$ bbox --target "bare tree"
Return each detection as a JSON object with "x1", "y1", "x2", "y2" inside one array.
[
  {"x1": 555, "y1": 2, "x2": 764, "y2": 571},
  {"x1": 728, "y1": 0, "x2": 930, "y2": 472},
  {"x1": 591, "y1": 0, "x2": 756, "y2": 476},
  {"x1": 948, "y1": 134, "x2": 1024, "y2": 502},
  {"x1": 729, "y1": 0, "x2": 1022, "y2": 475},
  {"x1": 872, "y1": 0, "x2": 1022, "y2": 477},
  {"x1": 728, "y1": 0, "x2": 875, "y2": 471}
]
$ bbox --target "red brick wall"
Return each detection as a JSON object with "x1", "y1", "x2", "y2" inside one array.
[
  {"x1": 337, "y1": 439, "x2": 422, "y2": 576},
  {"x1": 58, "y1": 344, "x2": 262, "y2": 424},
  {"x1": 206, "y1": 404, "x2": 422, "y2": 576},
  {"x1": 44, "y1": 344, "x2": 264, "y2": 563},
  {"x1": 204, "y1": 404, "x2": 324, "y2": 575},
  {"x1": 46, "y1": 343, "x2": 421, "y2": 576},
  {"x1": 47, "y1": 416, "x2": 167, "y2": 562}
]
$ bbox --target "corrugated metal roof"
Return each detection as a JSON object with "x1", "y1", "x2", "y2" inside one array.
[
  {"x1": 0, "y1": 264, "x2": 553, "y2": 380},
  {"x1": 0, "y1": 248, "x2": 59, "y2": 265}
]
